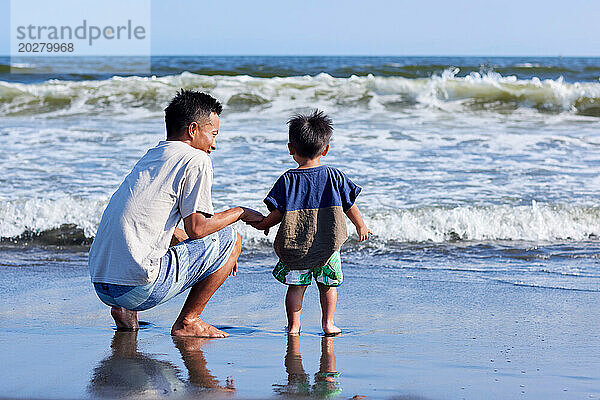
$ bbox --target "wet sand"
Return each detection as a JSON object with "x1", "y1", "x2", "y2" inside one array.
[{"x1": 0, "y1": 248, "x2": 599, "y2": 399}]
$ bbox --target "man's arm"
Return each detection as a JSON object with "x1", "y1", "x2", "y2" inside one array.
[
  {"x1": 345, "y1": 204, "x2": 372, "y2": 242},
  {"x1": 184, "y1": 207, "x2": 263, "y2": 240},
  {"x1": 251, "y1": 209, "x2": 283, "y2": 235}
]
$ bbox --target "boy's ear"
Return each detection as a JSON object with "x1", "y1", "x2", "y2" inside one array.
[
  {"x1": 321, "y1": 144, "x2": 330, "y2": 156},
  {"x1": 287, "y1": 143, "x2": 295, "y2": 155}
]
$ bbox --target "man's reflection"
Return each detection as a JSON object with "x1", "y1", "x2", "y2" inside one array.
[
  {"x1": 88, "y1": 331, "x2": 233, "y2": 398},
  {"x1": 273, "y1": 335, "x2": 341, "y2": 397},
  {"x1": 173, "y1": 336, "x2": 234, "y2": 390}
]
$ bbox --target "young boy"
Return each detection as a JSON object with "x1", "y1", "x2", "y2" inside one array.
[{"x1": 252, "y1": 110, "x2": 371, "y2": 335}]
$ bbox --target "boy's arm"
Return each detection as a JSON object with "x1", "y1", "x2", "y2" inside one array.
[
  {"x1": 345, "y1": 204, "x2": 372, "y2": 242},
  {"x1": 251, "y1": 209, "x2": 283, "y2": 235}
]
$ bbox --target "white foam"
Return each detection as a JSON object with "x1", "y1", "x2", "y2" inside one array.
[
  {"x1": 0, "y1": 196, "x2": 106, "y2": 238},
  {"x1": 2, "y1": 197, "x2": 598, "y2": 245},
  {"x1": 363, "y1": 201, "x2": 600, "y2": 243}
]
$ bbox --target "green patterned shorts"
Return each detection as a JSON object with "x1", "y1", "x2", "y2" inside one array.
[{"x1": 272, "y1": 251, "x2": 343, "y2": 287}]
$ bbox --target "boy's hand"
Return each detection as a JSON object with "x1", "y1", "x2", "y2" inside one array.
[
  {"x1": 345, "y1": 204, "x2": 371, "y2": 242},
  {"x1": 245, "y1": 219, "x2": 271, "y2": 237},
  {"x1": 248, "y1": 219, "x2": 266, "y2": 230},
  {"x1": 356, "y1": 225, "x2": 373, "y2": 242}
]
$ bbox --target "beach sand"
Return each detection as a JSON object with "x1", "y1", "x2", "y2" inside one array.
[{"x1": 0, "y1": 246, "x2": 599, "y2": 399}]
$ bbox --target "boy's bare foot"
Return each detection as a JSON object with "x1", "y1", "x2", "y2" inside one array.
[
  {"x1": 171, "y1": 317, "x2": 229, "y2": 338},
  {"x1": 323, "y1": 324, "x2": 341, "y2": 336},
  {"x1": 286, "y1": 326, "x2": 301, "y2": 335},
  {"x1": 111, "y1": 307, "x2": 139, "y2": 331}
]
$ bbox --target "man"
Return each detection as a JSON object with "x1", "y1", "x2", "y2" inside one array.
[{"x1": 89, "y1": 89, "x2": 262, "y2": 338}]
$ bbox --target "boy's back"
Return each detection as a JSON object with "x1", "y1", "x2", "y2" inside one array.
[
  {"x1": 265, "y1": 165, "x2": 361, "y2": 270},
  {"x1": 250, "y1": 109, "x2": 371, "y2": 335}
]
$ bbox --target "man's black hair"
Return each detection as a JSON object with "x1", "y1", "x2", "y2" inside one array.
[
  {"x1": 164, "y1": 89, "x2": 223, "y2": 139},
  {"x1": 287, "y1": 109, "x2": 333, "y2": 158}
]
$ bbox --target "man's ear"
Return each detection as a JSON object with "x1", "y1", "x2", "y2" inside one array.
[
  {"x1": 187, "y1": 121, "x2": 198, "y2": 139},
  {"x1": 321, "y1": 144, "x2": 330, "y2": 156},
  {"x1": 287, "y1": 143, "x2": 295, "y2": 155}
]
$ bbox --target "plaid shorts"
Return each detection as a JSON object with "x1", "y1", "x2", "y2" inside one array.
[
  {"x1": 93, "y1": 227, "x2": 236, "y2": 311},
  {"x1": 272, "y1": 251, "x2": 343, "y2": 287}
]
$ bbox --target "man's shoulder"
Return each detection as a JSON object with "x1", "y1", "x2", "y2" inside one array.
[
  {"x1": 158, "y1": 141, "x2": 211, "y2": 169},
  {"x1": 186, "y1": 150, "x2": 211, "y2": 169}
]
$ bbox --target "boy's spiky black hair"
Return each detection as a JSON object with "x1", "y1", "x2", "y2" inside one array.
[
  {"x1": 164, "y1": 89, "x2": 222, "y2": 139},
  {"x1": 287, "y1": 109, "x2": 333, "y2": 158}
]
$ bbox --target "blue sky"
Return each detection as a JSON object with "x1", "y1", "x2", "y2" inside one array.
[{"x1": 1, "y1": 0, "x2": 598, "y2": 56}]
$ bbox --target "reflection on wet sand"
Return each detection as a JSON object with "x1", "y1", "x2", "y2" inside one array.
[
  {"x1": 88, "y1": 331, "x2": 234, "y2": 398},
  {"x1": 273, "y1": 335, "x2": 342, "y2": 398},
  {"x1": 173, "y1": 336, "x2": 234, "y2": 391}
]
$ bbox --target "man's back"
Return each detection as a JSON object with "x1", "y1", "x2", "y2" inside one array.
[{"x1": 89, "y1": 141, "x2": 213, "y2": 285}]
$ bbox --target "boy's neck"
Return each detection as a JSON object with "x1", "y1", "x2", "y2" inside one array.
[{"x1": 295, "y1": 155, "x2": 322, "y2": 169}]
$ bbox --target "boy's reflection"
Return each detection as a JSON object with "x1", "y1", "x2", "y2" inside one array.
[
  {"x1": 274, "y1": 335, "x2": 341, "y2": 397},
  {"x1": 88, "y1": 331, "x2": 234, "y2": 398}
]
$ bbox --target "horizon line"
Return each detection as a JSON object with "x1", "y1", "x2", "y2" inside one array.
[{"x1": 2, "y1": 54, "x2": 600, "y2": 58}]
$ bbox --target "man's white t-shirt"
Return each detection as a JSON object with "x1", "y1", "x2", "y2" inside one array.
[{"x1": 89, "y1": 141, "x2": 214, "y2": 285}]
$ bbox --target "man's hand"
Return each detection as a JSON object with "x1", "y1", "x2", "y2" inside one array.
[
  {"x1": 240, "y1": 207, "x2": 265, "y2": 224},
  {"x1": 170, "y1": 227, "x2": 189, "y2": 247},
  {"x1": 184, "y1": 207, "x2": 262, "y2": 240},
  {"x1": 246, "y1": 209, "x2": 282, "y2": 235}
]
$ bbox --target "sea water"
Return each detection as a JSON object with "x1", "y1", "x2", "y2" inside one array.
[{"x1": 1, "y1": 56, "x2": 599, "y2": 292}]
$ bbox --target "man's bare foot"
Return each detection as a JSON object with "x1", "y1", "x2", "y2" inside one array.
[
  {"x1": 323, "y1": 324, "x2": 341, "y2": 336},
  {"x1": 171, "y1": 318, "x2": 229, "y2": 338},
  {"x1": 111, "y1": 307, "x2": 139, "y2": 331}
]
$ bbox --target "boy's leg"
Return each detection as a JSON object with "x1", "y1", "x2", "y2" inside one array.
[
  {"x1": 317, "y1": 283, "x2": 341, "y2": 335},
  {"x1": 286, "y1": 285, "x2": 308, "y2": 334},
  {"x1": 171, "y1": 233, "x2": 242, "y2": 338}
]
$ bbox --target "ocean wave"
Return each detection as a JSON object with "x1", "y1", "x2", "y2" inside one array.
[
  {"x1": 2, "y1": 197, "x2": 598, "y2": 246},
  {"x1": 1, "y1": 70, "x2": 599, "y2": 117}
]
